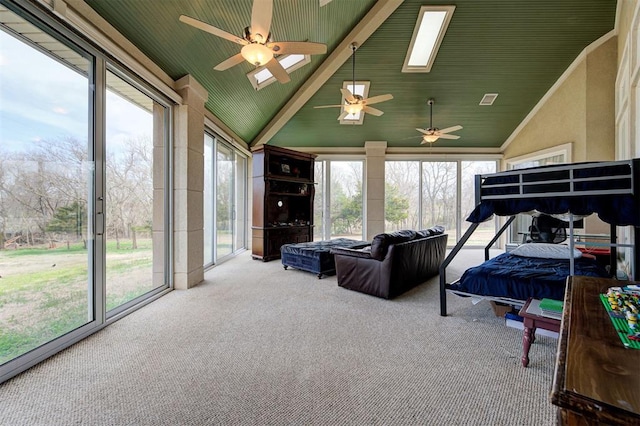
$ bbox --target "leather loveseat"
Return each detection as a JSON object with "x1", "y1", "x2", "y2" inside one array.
[{"x1": 330, "y1": 227, "x2": 447, "y2": 299}]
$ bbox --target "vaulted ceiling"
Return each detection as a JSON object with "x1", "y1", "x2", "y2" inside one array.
[{"x1": 85, "y1": 0, "x2": 618, "y2": 150}]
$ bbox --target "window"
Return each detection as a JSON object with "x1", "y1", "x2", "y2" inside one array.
[
  {"x1": 384, "y1": 159, "x2": 498, "y2": 246},
  {"x1": 104, "y1": 68, "x2": 169, "y2": 315},
  {"x1": 0, "y1": 11, "x2": 93, "y2": 368},
  {"x1": 385, "y1": 161, "x2": 420, "y2": 232},
  {"x1": 246, "y1": 54, "x2": 311, "y2": 90},
  {"x1": 203, "y1": 134, "x2": 247, "y2": 267},
  {"x1": 460, "y1": 161, "x2": 497, "y2": 245},
  {"x1": 506, "y1": 145, "x2": 570, "y2": 244},
  {"x1": 314, "y1": 160, "x2": 364, "y2": 240},
  {"x1": 0, "y1": 2, "x2": 172, "y2": 384},
  {"x1": 422, "y1": 161, "x2": 457, "y2": 240}
]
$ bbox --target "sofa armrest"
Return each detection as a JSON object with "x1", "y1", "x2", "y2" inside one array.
[{"x1": 330, "y1": 246, "x2": 373, "y2": 259}]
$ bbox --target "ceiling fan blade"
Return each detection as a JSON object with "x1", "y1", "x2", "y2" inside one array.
[
  {"x1": 265, "y1": 57, "x2": 290, "y2": 83},
  {"x1": 214, "y1": 53, "x2": 245, "y2": 71},
  {"x1": 437, "y1": 134, "x2": 461, "y2": 140},
  {"x1": 270, "y1": 41, "x2": 327, "y2": 55},
  {"x1": 416, "y1": 128, "x2": 431, "y2": 135},
  {"x1": 338, "y1": 110, "x2": 349, "y2": 121},
  {"x1": 179, "y1": 15, "x2": 248, "y2": 45},
  {"x1": 363, "y1": 94, "x2": 393, "y2": 105},
  {"x1": 363, "y1": 106, "x2": 384, "y2": 116},
  {"x1": 251, "y1": 0, "x2": 273, "y2": 43},
  {"x1": 340, "y1": 88, "x2": 356, "y2": 103},
  {"x1": 314, "y1": 104, "x2": 345, "y2": 109},
  {"x1": 438, "y1": 125, "x2": 463, "y2": 134}
]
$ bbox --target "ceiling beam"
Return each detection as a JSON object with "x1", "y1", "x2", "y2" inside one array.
[{"x1": 251, "y1": 0, "x2": 404, "y2": 149}]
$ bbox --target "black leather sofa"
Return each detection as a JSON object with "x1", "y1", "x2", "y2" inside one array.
[{"x1": 330, "y1": 227, "x2": 447, "y2": 299}]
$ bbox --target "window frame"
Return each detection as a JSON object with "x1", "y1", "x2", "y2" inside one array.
[{"x1": 0, "y1": 0, "x2": 174, "y2": 384}]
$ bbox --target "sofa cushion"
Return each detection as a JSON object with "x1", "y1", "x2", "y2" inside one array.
[
  {"x1": 370, "y1": 230, "x2": 417, "y2": 260},
  {"x1": 415, "y1": 225, "x2": 445, "y2": 239}
]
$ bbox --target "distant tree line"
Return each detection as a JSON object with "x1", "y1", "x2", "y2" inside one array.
[{"x1": 0, "y1": 136, "x2": 152, "y2": 250}]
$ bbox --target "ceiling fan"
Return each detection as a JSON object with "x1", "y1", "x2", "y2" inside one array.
[
  {"x1": 314, "y1": 43, "x2": 393, "y2": 120},
  {"x1": 416, "y1": 99, "x2": 462, "y2": 144},
  {"x1": 179, "y1": 0, "x2": 327, "y2": 84}
]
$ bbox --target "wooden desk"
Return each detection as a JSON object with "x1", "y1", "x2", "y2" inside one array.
[{"x1": 551, "y1": 276, "x2": 640, "y2": 425}]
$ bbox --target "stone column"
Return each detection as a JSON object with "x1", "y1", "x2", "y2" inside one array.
[
  {"x1": 364, "y1": 141, "x2": 387, "y2": 239},
  {"x1": 174, "y1": 75, "x2": 208, "y2": 289}
]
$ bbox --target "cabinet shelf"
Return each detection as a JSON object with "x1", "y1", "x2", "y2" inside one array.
[
  {"x1": 269, "y1": 192, "x2": 310, "y2": 197},
  {"x1": 252, "y1": 145, "x2": 316, "y2": 261},
  {"x1": 266, "y1": 175, "x2": 312, "y2": 184},
  {"x1": 265, "y1": 224, "x2": 312, "y2": 229}
]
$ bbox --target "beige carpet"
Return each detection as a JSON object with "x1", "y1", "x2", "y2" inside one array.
[{"x1": 0, "y1": 250, "x2": 557, "y2": 425}]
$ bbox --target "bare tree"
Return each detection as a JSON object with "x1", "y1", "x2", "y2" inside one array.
[
  {"x1": 422, "y1": 161, "x2": 457, "y2": 230},
  {"x1": 0, "y1": 137, "x2": 88, "y2": 248},
  {"x1": 105, "y1": 135, "x2": 152, "y2": 249}
]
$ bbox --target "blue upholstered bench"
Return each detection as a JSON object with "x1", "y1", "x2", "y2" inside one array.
[{"x1": 281, "y1": 238, "x2": 370, "y2": 278}]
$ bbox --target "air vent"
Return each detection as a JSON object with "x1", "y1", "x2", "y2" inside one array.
[{"x1": 479, "y1": 93, "x2": 498, "y2": 106}]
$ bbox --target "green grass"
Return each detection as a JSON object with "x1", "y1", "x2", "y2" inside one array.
[
  {"x1": 1, "y1": 239, "x2": 153, "y2": 258},
  {"x1": 0, "y1": 239, "x2": 156, "y2": 365},
  {"x1": 106, "y1": 286, "x2": 153, "y2": 312},
  {"x1": 0, "y1": 264, "x2": 88, "y2": 296},
  {"x1": 0, "y1": 297, "x2": 88, "y2": 365}
]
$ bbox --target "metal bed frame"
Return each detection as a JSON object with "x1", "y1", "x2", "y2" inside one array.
[{"x1": 439, "y1": 158, "x2": 640, "y2": 316}]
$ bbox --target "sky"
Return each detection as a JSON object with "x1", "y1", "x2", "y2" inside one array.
[{"x1": 0, "y1": 29, "x2": 152, "y2": 154}]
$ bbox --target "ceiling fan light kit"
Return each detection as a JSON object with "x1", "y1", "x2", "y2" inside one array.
[
  {"x1": 416, "y1": 98, "x2": 462, "y2": 144},
  {"x1": 314, "y1": 42, "x2": 393, "y2": 120},
  {"x1": 344, "y1": 102, "x2": 363, "y2": 115},
  {"x1": 179, "y1": 0, "x2": 327, "y2": 83},
  {"x1": 179, "y1": 1, "x2": 458, "y2": 139},
  {"x1": 241, "y1": 43, "x2": 273, "y2": 66}
]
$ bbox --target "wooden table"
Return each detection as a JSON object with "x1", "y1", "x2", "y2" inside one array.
[
  {"x1": 518, "y1": 298, "x2": 561, "y2": 367},
  {"x1": 551, "y1": 276, "x2": 640, "y2": 425}
]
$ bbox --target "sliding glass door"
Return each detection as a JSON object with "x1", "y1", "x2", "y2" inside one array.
[
  {"x1": 216, "y1": 143, "x2": 234, "y2": 259},
  {"x1": 0, "y1": 23, "x2": 93, "y2": 365},
  {"x1": 0, "y1": 2, "x2": 171, "y2": 383},
  {"x1": 104, "y1": 69, "x2": 167, "y2": 314},
  {"x1": 203, "y1": 134, "x2": 247, "y2": 267}
]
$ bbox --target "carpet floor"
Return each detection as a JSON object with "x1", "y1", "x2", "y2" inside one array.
[{"x1": 0, "y1": 249, "x2": 558, "y2": 425}]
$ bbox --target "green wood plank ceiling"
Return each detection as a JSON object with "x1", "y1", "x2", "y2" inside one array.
[{"x1": 85, "y1": 0, "x2": 618, "y2": 150}]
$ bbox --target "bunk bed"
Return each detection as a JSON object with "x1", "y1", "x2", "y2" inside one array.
[{"x1": 439, "y1": 158, "x2": 640, "y2": 316}]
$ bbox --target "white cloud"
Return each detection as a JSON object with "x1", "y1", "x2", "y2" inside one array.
[{"x1": 1, "y1": 30, "x2": 152, "y2": 153}]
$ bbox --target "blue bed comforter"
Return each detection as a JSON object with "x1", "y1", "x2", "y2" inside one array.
[{"x1": 447, "y1": 252, "x2": 609, "y2": 301}]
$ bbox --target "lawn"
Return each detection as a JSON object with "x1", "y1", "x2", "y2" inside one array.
[{"x1": 0, "y1": 239, "x2": 157, "y2": 365}]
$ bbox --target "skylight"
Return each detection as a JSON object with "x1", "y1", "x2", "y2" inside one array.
[
  {"x1": 340, "y1": 81, "x2": 369, "y2": 125},
  {"x1": 247, "y1": 54, "x2": 310, "y2": 90},
  {"x1": 402, "y1": 5, "x2": 455, "y2": 73}
]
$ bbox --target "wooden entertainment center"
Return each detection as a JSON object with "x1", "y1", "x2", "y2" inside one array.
[
  {"x1": 551, "y1": 275, "x2": 639, "y2": 425},
  {"x1": 251, "y1": 145, "x2": 316, "y2": 261}
]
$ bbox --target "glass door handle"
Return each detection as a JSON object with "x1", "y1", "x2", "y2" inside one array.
[
  {"x1": 96, "y1": 212, "x2": 104, "y2": 236},
  {"x1": 96, "y1": 196, "x2": 104, "y2": 235}
]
